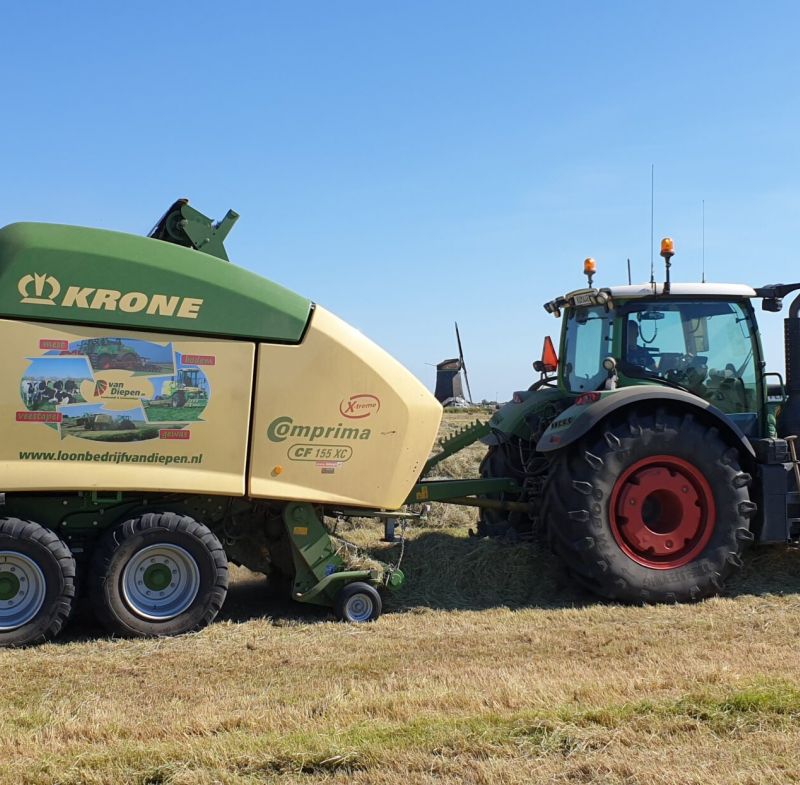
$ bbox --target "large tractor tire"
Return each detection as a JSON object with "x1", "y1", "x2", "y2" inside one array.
[
  {"x1": 0, "y1": 518, "x2": 76, "y2": 646},
  {"x1": 542, "y1": 408, "x2": 756, "y2": 603},
  {"x1": 89, "y1": 512, "x2": 228, "y2": 637}
]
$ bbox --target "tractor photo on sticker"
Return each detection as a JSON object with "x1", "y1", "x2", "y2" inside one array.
[
  {"x1": 58, "y1": 338, "x2": 175, "y2": 375},
  {"x1": 143, "y1": 364, "x2": 209, "y2": 421}
]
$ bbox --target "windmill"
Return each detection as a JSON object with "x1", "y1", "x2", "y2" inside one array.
[{"x1": 433, "y1": 322, "x2": 473, "y2": 406}]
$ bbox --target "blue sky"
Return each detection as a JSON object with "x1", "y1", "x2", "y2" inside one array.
[
  {"x1": 23, "y1": 357, "x2": 93, "y2": 381},
  {"x1": 3, "y1": 2, "x2": 799, "y2": 399}
]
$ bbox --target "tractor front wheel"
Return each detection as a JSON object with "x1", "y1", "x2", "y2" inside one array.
[
  {"x1": 477, "y1": 443, "x2": 526, "y2": 537},
  {"x1": 476, "y1": 439, "x2": 544, "y2": 539},
  {"x1": 542, "y1": 408, "x2": 756, "y2": 603}
]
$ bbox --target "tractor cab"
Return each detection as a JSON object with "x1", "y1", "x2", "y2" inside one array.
[
  {"x1": 552, "y1": 283, "x2": 765, "y2": 437},
  {"x1": 540, "y1": 239, "x2": 775, "y2": 440}
]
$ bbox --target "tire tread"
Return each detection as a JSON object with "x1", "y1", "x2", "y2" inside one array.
[{"x1": 0, "y1": 517, "x2": 76, "y2": 646}]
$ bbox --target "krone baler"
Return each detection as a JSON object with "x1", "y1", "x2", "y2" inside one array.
[{"x1": 0, "y1": 201, "x2": 441, "y2": 645}]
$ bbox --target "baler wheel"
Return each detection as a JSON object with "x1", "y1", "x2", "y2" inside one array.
[
  {"x1": 334, "y1": 582, "x2": 382, "y2": 622},
  {"x1": 89, "y1": 512, "x2": 228, "y2": 637},
  {"x1": 542, "y1": 407, "x2": 755, "y2": 603},
  {"x1": 0, "y1": 518, "x2": 76, "y2": 647}
]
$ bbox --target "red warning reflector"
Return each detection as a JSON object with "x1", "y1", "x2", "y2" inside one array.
[{"x1": 541, "y1": 336, "x2": 558, "y2": 373}]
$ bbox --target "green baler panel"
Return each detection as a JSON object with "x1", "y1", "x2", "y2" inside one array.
[{"x1": 0, "y1": 223, "x2": 311, "y2": 342}]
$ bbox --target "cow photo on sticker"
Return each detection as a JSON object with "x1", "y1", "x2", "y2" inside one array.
[{"x1": 20, "y1": 356, "x2": 93, "y2": 411}]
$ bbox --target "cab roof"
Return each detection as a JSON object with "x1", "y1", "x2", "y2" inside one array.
[{"x1": 607, "y1": 282, "x2": 757, "y2": 298}]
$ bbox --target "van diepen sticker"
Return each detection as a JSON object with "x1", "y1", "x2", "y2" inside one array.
[{"x1": 18, "y1": 337, "x2": 212, "y2": 443}]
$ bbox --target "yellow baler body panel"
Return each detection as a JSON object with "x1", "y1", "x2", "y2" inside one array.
[
  {"x1": 249, "y1": 306, "x2": 442, "y2": 509},
  {"x1": 0, "y1": 319, "x2": 254, "y2": 495}
]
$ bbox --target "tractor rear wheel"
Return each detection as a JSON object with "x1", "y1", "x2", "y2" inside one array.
[
  {"x1": 0, "y1": 518, "x2": 76, "y2": 646},
  {"x1": 89, "y1": 512, "x2": 228, "y2": 637},
  {"x1": 542, "y1": 408, "x2": 756, "y2": 603}
]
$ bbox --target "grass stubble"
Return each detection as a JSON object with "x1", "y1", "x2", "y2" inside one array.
[{"x1": 2, "y1": 412, "x2": 799, "y2": 784}]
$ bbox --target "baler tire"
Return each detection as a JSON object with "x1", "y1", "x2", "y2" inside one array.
[
  {"x1": 334, "y1": 582, "x2": 382, "y2": 622},
  {"x1": 89, "y1": 512, "x2": 228, "y2": 638},
  {"x1": 0, "y1": 518, "x2": 76, "y2": 647},
  {"x1": 541, "y1": 407, "x2": 755, "y2": 603}
]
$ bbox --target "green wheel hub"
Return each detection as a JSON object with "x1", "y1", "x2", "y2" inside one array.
[
  {"x1": 143, "y1": 563, "x2": 172, "y2": 591},
  {"x1": 0, "y1": 571, "x2": 21, "y2": 601},
  {"x1": 0, "y1": 551, "x2": 47, "y2": 631},
  {"x1": 121, "y1": 543, "x2": 201, "y2": 621}
]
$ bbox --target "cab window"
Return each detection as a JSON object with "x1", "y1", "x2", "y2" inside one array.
[
  {"x1": 621, "y1": 300, "x2": 759, "y2": 429},
  {"x1": 563, "y1": 306, "x2": 614, "y2": 392}
]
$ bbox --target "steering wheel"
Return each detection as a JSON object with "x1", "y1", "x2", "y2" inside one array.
[{"x1": 665, "y1": 354, "x2": 708, "y2": 391}]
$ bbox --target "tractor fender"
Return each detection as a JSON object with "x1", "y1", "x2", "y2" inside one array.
[{"x1": 535, "y1": 386, "x2": 756, "y2": 458}]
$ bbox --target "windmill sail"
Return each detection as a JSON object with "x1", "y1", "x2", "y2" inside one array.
[{"x1": 455, "y1": 322, "x2": 473, "y2": 403}]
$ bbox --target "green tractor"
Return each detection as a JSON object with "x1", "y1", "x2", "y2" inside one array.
[
  {"x1": 73, "y1": 337, "x2": 144, "y2": 371},
  {"x1": 161, "y1": 368, "x2": 208, "y2": 408},
  {"x1": 471, "y1": 240, "x2": 800, "y2": 603}
]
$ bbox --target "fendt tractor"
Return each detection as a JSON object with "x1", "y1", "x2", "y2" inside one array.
[
  {"x1": 0, "y1": 200, "x2": 444, "y2": 645},
  {"x1": 432, "y1": 242, "x2": 800, "y2": 604}
]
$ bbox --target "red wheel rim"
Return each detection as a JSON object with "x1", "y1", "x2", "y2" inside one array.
[{"x1": 609, "y1": 455, "x2": 716, "y2": 569}]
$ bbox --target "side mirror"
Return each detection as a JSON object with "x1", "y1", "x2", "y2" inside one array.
[{"x1": 533, "y1": 336, "x2": 558, "y2": 374}]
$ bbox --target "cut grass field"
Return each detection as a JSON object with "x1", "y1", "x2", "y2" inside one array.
[
  {"x1": 2, "y1": 411, "x2": 800, "y2": 784},
  {"x1": 143, "y1": 404, "x2": 204, "y2": 422}
]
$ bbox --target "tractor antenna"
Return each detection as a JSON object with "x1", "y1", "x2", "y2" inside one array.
[
  {"x1": 627, "y1": 257, "x2": 632, "y2": 285},
  {"x1": 455, "y1": 322, "x2": 473, "y2": 403},
  {"x1": 650, "y1": 164, "x2": 655, "y2": 286},
  {"x1": 701, "y1": 199, "x2": 706, "y2": 283}
]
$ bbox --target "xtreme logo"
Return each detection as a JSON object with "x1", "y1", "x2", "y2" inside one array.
[{"x1": 17, "y1": 273, "x2": 204, "y2": 319}]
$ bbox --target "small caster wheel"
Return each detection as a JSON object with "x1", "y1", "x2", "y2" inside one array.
[{"x1": 334, "y1": 581, "x2": 382, "y2": 622}]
